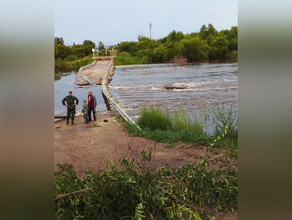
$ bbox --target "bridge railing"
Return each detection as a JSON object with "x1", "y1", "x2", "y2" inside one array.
[
  {"x1": 75, "y1": 60, "x2": 97, "y2": 84},
  {"x1": 101, "y1": 59, "x2": 141, "y2": 129}
]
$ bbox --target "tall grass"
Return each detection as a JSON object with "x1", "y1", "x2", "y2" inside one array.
[
  {"x1": 137, "y1": 105, "x2": 172, "y2": 131},
  {"x1": 213, "y1": 105, "x2": 237, "y2": 139},
  {"x1": 133, "y1": 106, "x2": 210, "y2": 145},
  {"x1": 124, "y1": 105, "x2": 237, "y2": 153},
  {"x1": 114, "y1": 52, "x2": 144, "y2": 65}
]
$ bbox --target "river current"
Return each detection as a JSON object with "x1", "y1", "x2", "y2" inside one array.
[{"x1": 55, "y1": 63, "x2": 237, "y2": 133}]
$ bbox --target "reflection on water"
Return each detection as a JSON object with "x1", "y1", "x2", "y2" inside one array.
[
  {"x1": 54, "y1": 72, "x2": 72, "y2": 81},
  {"x1": 54, "y1": 71, "x2": 106, "y2": 115},
  {"x1": 110, "y1": 63, "x2": 238, "y2": 134}
]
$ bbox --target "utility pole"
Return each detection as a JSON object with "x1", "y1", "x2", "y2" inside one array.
[{"x1": 149, "y1": 22, "x2": 152, "y2": 40}]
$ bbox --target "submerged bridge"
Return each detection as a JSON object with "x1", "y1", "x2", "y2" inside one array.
[{"x1": 74, "y1": 57, "x2": 140, "y2": 129}]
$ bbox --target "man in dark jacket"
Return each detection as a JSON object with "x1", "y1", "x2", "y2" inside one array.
[{"x1": 62, "y1": 91, "x2": 79, "y2": 125}]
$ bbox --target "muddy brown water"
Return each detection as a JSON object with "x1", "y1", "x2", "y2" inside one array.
[
  {"x1": 54, "y1": 63, "x2": 237, "y2": 134},
  {"x1": 109, "y1": 63, "x2": 238, "y2": 134}
]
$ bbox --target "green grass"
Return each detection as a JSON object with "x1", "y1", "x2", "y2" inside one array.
[
  {"x1": 137, "y1": 105, "x2": 173, "y2": 131},
  {"x1": 122, "y1": 105, "x2": 237, "y2": 155},
  {"x1": 55, "y1": 57, "x2": 94, "y2": 73},
  {"x1": 126, "y1": 106, "x2": 210, "y2": 146},
  {"x1": 114, "y1": 52, "x2": 145, "y2": 65}
]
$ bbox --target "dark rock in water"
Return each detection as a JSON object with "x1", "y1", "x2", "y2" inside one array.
[{"x1": 163, "y1": 85, "x2": 188, "y2": 90}]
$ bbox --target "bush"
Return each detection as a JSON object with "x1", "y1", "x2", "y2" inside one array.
[
  {"x1": 55, "y1": 152, "x2": 237, "y2": 219},
  {"x1": 64, "y1": 55, "x2": 78, "y2": 62},
  {"x1": 114, "y1": 52, "x2": 144, "y2": 65}
]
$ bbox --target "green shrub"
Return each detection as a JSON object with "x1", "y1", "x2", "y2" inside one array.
[
  {"x1": 55, "y1": 152, "x2": 237, "y2": 219},
  {"x1": 64, "y1": 55, "x2": 78, "y2": 62},
  {"x1": 114, "y1": 52, "x2": 144, "y2": 65}
]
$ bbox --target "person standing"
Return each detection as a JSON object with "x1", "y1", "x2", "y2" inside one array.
[
  {"x1": 62, "y1": 91, "x2": 79, "y2": 125},
  {"x1": 88, "y1": 91, "x2": 96, "y2": 121},
  {"x1": 82, "y1": 100, "x2": 89, "y2": 124}
]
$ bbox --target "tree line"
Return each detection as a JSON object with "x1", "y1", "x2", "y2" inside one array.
[
  {"x1": 117, "y1": 24, "x2": 237, "y2": 63},
  {"x1": 54, "y1": 38, "x2": 109, "y2": 60},
  {"x1": 54, "y1": 38, "x2": 111, "y2": 73}
]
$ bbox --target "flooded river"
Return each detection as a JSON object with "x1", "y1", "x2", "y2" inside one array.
[
  {"x1": 109, "y1": 63, "x2": 238, "y2": 133},
  {"x1": 54, "y1": 71, "x2": 106, "y2": 115},
  {"x1": 55, "y1": 63, "x2": 237, "y2": 133}
]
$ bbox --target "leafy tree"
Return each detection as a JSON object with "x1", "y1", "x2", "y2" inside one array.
[
  {"x1": 228, "y1": 38, "x2": 238, "y2": 51},
  {"x1": 199, "y1": 25, "x2": 208, "y2": 39},
  {"x1": 71, "y1": 44, "x2": 87, "y2": 58},
  {"x1": 98, "y1": 41, "x2": 105, "y2": 51},
  {"x1": 179, "y1": 37, "x2": 209, "y2": 62},
  {"x1": 118, "y1": 41, "x2": 138, "y2": 56},
  {"x1": 54, "y1": 37, "x2": 64, "y2": 45},
  {"x1": 82, "y1": 40, "x2": 95, "y2": 56},
  {"x1": 115, "y1": 24, "x2": 237, "y2": 64},
  {"x1": 83, "y1": 40, "x2": 95, "y2": 49},
  {"x1": 167, "y1": 30, "x2": 184, "y2": 42},
  {"x1": 227, "y1": 26, "x2": 238, "y2": 41},
  {"x1": 55, "y1": 43, "x2": 71, "y2": 59},
  {"x1": 152, "y1": 45, "x2": 168, "y2": 63},
  {"x1": 200, "y1": 24, "x2": 217, "y2": 40},
  {"x1": 208, "y1": 36, "x2": 229, "y2": 60}
]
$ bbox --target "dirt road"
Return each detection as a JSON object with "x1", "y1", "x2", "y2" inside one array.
[{"x1": 54, "y1": 112, "x2": 212, "y2": 176}]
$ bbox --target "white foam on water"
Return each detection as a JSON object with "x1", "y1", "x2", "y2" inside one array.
[
  {"x1": 173, "y1": 82, "x2": 186, "y2": 86},
  {"x1": 109, "y1": 85, "x2": 132, "y2": 90},
  {"x1": 152, "y1": 86, "x2": 163, "y2": 91}
]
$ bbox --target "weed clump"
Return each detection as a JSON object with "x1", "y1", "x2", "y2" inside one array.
[{"x1": 125, "y1": 105, "x2": 237, "y2": 153}]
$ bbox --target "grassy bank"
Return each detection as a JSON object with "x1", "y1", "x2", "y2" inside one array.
[
  {"x1": 55, "y1": 56, "x2": 94, "y2": 73},
  {"x1": 113, "y1": 52, "x2": 145, "y2": 65},
  {"x1": 123, "y1": 105, "x2": 237, "y2": 156}
]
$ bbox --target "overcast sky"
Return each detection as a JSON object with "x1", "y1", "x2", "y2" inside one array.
[{"x1": 54, "y1": 0, "x2": 237, "y2": 46}]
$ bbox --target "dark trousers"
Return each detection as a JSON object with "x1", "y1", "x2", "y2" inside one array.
[
  {"x1": 83, "y1": 115, "x2": 89, "y2": 124},
  {"x1": 67, "y1": 109, "x2": 75, "y2": 124},
  {"x1": 88, "y1": 106, "x2": 96, "y2": 121}
]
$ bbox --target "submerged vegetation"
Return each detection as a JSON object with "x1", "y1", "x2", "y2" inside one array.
[{"x1": 115, "y1": 24, "x2": 237, "y2": 65}]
